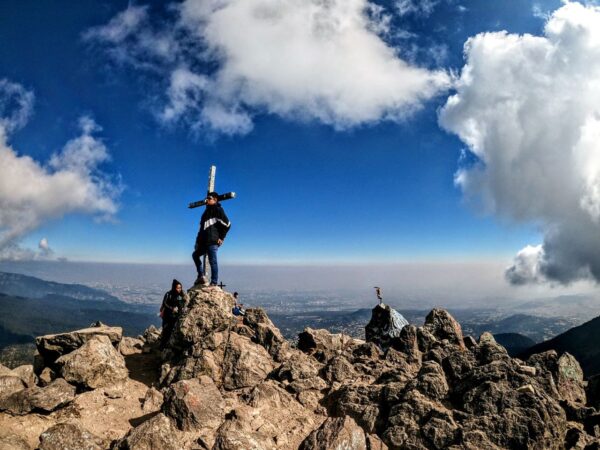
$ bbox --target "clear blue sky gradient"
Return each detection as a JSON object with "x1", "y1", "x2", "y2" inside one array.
[{"x1": 0, "y1": 0, "x2": 562, "y2": 263}]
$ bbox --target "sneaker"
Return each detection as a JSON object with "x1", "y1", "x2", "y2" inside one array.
[
  {"x1": 209, "y1": 282, "x2": 220, "y2": 288},
  {"x1": 195, "y1": 275, "x2": 208, "y2": 286}
]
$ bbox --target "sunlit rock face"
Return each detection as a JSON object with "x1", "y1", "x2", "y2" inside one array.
[{"x1": 1, "y1": 284, "x2": 599, "y2": 449}]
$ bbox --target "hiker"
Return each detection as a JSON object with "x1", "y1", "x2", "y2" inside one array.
[
  {"x1": 232, "y1": 292, "x2": 246, "y2": 317},
  {"x1": 160, "y1": 279, "x2": 186, "y2": 348},
  {"x1": 192, "y1": 191, "x2": 231, "y2": 286}
]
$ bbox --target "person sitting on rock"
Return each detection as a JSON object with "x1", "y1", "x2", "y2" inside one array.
[
  {"x1": 160, "y1": 279, "x2": 186, "y2": 348},
  {"x1": 192, "y1": 191, "x2": 231, "y2": 287},
  {"x1": 232, "y1": 292, "x2": 245, "y2": 323}
]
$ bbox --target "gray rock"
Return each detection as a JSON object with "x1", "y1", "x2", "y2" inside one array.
[
  {"x1": 112, "y1": 413, "x2": 184, "y2": 450},
  {"x1": 11, "y1": 365, "x2": 37, "y2": 388},
  {"x1": 300, "y1": 416, "x2": 367, "y2": 450},
  {"x1": 365, "y1": 304, "x2": 408, "y2": 351},
  {"x1": 162, "y1": 376, "x2": 224, "y2": 431},
  {"x1": 0, "y1": 375, "x2": 26, "y2": 399},
  {"x1": 0, "y1": 433, "x2": 30, "y2": 450},
  {"x1": 39, "y1": 423, "x2": 109, "y2": 450},
  {"x1": 36, "y1": 325, "x2": 122, "y2": 369},
  {"x1": 0, "y1": 378, "x2": 75, "y2": 415},
  {"x1": 56, "y1": 334, "x2": 128, "y2": 389}
]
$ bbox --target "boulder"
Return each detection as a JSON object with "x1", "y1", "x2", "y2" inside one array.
[
  {"x1": 298, "y1": 327, "x2": 363, "y2": 361},
  {"x1": 243, "y1": 308, "x2": 289, "y2": 361},
  {"x1": 142, "y1": 387, "x2": 164, "y2": 414},
  {"x1": 38, "y1": 423, "x2": 109, "y2": 450},
  {"x1": 423, "y1": 308, "x2": 465, "y2": 350},
  {"x1": 300, "y1": 416, "x2": 367, "y2": 450},
  {"x1": 162, "y1": 376, "x2": 225, "y2": 431},
  {"x1": 118, "y1": 336, "x2": 144, "y2": 356},
  {"x1": 221, "y1": 333, "x2": 275, "y2": 390},
  {"x1": 556, "y1": 352, "x2": 586, "y2": 405},
  {"x1": 141, "y1": 325, "x2": 161, "y2": 347},
  {"x1": 214, "y1": 381, "x2": 320, "y2": 450},
  {"x1": 56, "y1": 335, "x2": 128, "y2": 389},
  {"x1": 0, "y1": 433, "x2": 30, "y2": 450},
  {"x1": 112, "y1": 413, "x2": 185, "y2": 450},
  {"x1": 35, "y1": 325, "x2": 122, "y2": 369},
  {"x1": 0, "y1": 378, "x2": 75, "y2": 415},
  {"x1": 365, "y1": 304, "x2": 409, "y2": 350},
  {"x1": 0, "y1": 375, "x2": 26, "y2": 399},
  {"x1": 11, "y1": 365, "x2": 37, "y2": 388}
]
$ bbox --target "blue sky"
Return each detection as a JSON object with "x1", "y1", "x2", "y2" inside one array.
[{"x1": 0, "y1": 0, "x2": 587, "y2": 272}]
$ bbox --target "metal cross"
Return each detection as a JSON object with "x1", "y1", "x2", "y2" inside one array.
[
  {"x1": 218, "y1": 282, "x2": 227, "y2": 289},
  {"x1": 188, "y1": 165, "x2": 236, "y2": 209}
]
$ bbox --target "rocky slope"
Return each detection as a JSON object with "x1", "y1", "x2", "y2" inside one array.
[{"x1": 1, "y1": 286, "x2": 600, "y2": 449}]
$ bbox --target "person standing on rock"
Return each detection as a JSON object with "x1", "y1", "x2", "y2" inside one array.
[
  {"x1": 160, "y1": 279, "x2": 186, "y2": 348},
  {"x1": 192, "y1": 192, "x2": 231, "y2": 286}
]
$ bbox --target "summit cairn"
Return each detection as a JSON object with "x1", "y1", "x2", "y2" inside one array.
[{"x1": 1, "y1": 285, "x2": 600, "y2": 449}]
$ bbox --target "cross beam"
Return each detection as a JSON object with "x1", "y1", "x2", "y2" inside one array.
[{"x1": 188, "y1": 165, "x2": 236, "y2": 209}]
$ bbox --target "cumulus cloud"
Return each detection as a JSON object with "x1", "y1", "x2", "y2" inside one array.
[
  {"x1": 439, "y1": 2, "x2": 600, "y2": 284},
  {"x1": 0, "y1": 79, "x2": 34, "y2": 135},
  {"x1": 87, "y1": 0, "x2": 450, "y2": 134},
  {"x1": 0, "y1": 89, "x2": 121, "y2": 259},
  {"x1": 38, "y1": 237, "x2": 53, "y2": 257}
]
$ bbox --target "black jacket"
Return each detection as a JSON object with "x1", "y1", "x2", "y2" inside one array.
[
  {"x1": 161, "y1": 290, "x2": 185, "y2": 321},
  {"x1": 195, "y1": 203, "x2": 231, "y2": 247}
]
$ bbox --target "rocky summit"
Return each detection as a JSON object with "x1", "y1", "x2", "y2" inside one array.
[{"x1": 1, "y1": 286, "x2": 600, "y2": 449}]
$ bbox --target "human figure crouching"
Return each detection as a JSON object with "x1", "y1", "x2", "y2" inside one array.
[
  {"x1": 192, "y1": 191, "x2": 231, "y2": 286},
  {"x1": 160, "y1": 279, "x2": 186, "y2": 348}
]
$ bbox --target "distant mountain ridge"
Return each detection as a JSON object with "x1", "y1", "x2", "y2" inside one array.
[
  {"x1": 0, "y1": 271, "x2": 122, "y2": 304},
  {"x1": 520, "y1": 313, "x2": 600, "y2": 377}
]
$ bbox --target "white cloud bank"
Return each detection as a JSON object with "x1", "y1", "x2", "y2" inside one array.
[
  {"x1": 440, "y1": 2, "x2": 600, "y2": 284},
  {"x1": 86, "y1": 0, "x2": 450, "y2": 134},
  {"x1": 0, "y1": 81, "x2": 121, "y2": 260}
]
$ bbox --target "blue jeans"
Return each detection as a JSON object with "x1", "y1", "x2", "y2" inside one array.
[{"x1": 192, "y1": 244, "x2": 219, "y2": 284}]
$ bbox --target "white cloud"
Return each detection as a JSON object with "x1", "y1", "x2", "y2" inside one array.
[
  {"x1": 0, "y1": 88, "x2": 121, "y2": 259},
  {"x1": 38, "y1": 237, "x2": 53, "y2": 258},
  {"x1": 88, "y1": 0, "x2": 450, "y2": 134},
  {"x1": 439, "y1": 2, "x2": 600, "y2": 284},
  {"x1": 395, "y1": 0, "x2": 440, "y2": 17},
  {"x1": 0, "y1": 79, "x2": 34, "y2": 136}
]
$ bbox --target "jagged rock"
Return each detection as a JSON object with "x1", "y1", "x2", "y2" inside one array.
[
  {"x1": 119, "y1": 336, "x2": 144, "y2": 356},
  {"x1": 322, "y1": 356, "x2": 357, "y2": 383},
  {"x1": 35, "y1": 325, "x2": 123, "y2": 369},
  {"x1": 142, "y1": 387, "x2": 164, "y2": 414},
  {"x1": 242, "y1": 308, "x2": 289, "y2": 361},
  {"x1": 300, "y1": 416, "x2": 367, "y2": 450},
  {"x1": 270, "y1": 350, "x2": 327, "y2": 408},
  {"x1": 325, "y1": 384, "x2": 383, "y2": 433},
  {"x1": 0, "y1": 433, "x2": 30, "y2": 450},
  {"x1": 298, "y1": 327, "x2": 363, "y2": 362},
  {"x1": 0, "y1": 375, "x2": 26, "y2": 399},
  {"x1": 0, "y1": 378, "x2": 75, "y2": 415},
  {"x1": 162, "y1": 376, "x2": 224, "y2": 431},
  {"x1": 172, "y1": 289, "x2": 235, "y2": 348},
  {"x1": 38, "y1": 422, "x2": 109, "y2": 450},
  {"x1": 365, "y1": 304, "x2": 408, "y2": 350},
  {"x1": 221, "y1": 333, "x2": 275, "y2": 390},
  {"x1": 56, "y1": 335, "x2": 128, "y2": 389},
  {"x1": 38, "y1": 367, "x2": 56, "y2": 387},
  {"x1": 11, "y1": 365, "x2": 36, "y2": 388},
  {"x1": 557, "y1": 352, "x2": 586, "y2": 405},
  {"x1": 141, "y1": 325, "x2": 161, "y2": 347},
  {"x1": 214, "y1": 380, "x2": 320, "y2": 450},
  {"x1": 518, "y1": 364, "x2": 537, "y2": 376},
  {"x1": 423, "y1": 308, "x2": 465, "y2": 350},
  {"x1": 112, "y1": 413, "x2": 185, "y2": 450}
]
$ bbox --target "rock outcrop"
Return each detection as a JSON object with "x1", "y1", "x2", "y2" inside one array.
[{"x1": 2, "y1": 284, "x2": 600, "y2": 449}]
